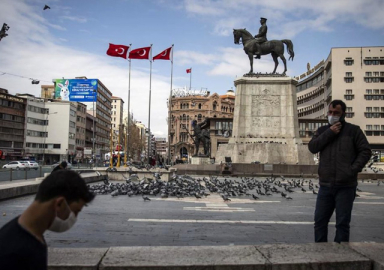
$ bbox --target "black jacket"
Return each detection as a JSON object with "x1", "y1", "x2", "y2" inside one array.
[{"x1": 308, "y1": 122, "x2": 371, "y2": 187}]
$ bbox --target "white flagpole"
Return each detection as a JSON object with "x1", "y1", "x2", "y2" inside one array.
[
  {"x1": 189, "y1": 67, "x2": 192, "y2": 90},
  {"x1": 125, "y1": 43, "x2": 132, "y2": 167},
  {"x1": 167, "y1": 45, "x2": 174, "y2": 165},
  {"x1": 147, "y1": 44, "x2": 153, "y2": 165}
]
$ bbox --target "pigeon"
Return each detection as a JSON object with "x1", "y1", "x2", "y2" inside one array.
[
  {"x1": 285, "y1": 196, "x2": 293, "y2": 200},
  {"x1": 221, "y1": 195, "x2": 231, "y2": 201},
  {"x1": 312, "y1": 190, "x2": 318, "y2": 195},
  {"x1": 252, "y1": 194, "x2": 259, "y2": 200},
  {"x1": 43, "y1": 5, "x2": 50, "y2": 10},
  {"x1": 142, "y1": 196, "x2": 151, "y2": 201}
]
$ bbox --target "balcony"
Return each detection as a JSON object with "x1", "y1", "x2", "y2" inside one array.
[
  {"x1": 344, "y1": 94, "x2": 354, "y2": 100},
  {"x1": 364, "y1": 112, "x2": 384, "y2": 118}
]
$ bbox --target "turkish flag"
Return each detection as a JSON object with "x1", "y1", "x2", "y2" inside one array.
[
  {"x1": 153, "y1": 46, "x2": 172, "y2": 61},
  {"x1": 186, "y1": 68, "x2": 192, "y2": 73},
  {"x1": 129, "y1": 46, "x2": 151, "y2": 60},
  {"x1": 106, "y1": 43, "x2": 129, "y2": 59}
]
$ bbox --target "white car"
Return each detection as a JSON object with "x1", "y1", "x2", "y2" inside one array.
[
  {"x1": 2, "y1": 161, "x2": 29, "y2": 170},
  {"x1": 26, "y1": 161, "x2": 39, "y2": 170}
]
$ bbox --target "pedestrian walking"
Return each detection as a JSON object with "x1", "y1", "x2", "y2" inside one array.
[
  {"x1": 52, "y1": 161, "x2": 67, "y2": 172},
  {"x1": 0, "y1": 170, "x2": 95, "y2": 269},
  {"x1": 308, "y1": 100, "x2": 371, "y2": 243}
]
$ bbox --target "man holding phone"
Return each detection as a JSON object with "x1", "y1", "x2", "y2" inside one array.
[{"x1": 308, "y1": 100, "x2": 371, "y2": 243}]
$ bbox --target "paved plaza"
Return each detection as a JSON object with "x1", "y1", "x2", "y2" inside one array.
[{"x1": 0, "y1": 177, "x2": 383, "y2": 247}]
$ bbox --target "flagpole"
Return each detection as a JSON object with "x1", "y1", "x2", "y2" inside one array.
[
  {"x1": 125, "y1": 44, "x2": 132, "y2": 167},
  {"x1": 189, "y1": 67, "x2": 192, "y2": 90},
  {"x1": 147, "y1": 44, "x2": 153, "y2": 166},
  {"x1": 167, "y1": 44, "x2": 174, "y2": 166}
]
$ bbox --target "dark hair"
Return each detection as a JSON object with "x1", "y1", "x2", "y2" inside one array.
[
  {"x1": 60, "y1": 161, "x2": 67, "y2": 168},
  {"x1": 35, "y1": 170, "x2": 95, "y2": 203},
  {"x1": 329, "y1": 100, "x2": 346, "y2": 112}
]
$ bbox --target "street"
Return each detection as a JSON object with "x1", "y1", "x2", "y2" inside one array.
[{"x1": 0, "y1": 177, "x2": 383, "y2": 247}]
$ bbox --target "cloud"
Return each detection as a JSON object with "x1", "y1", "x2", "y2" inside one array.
[
  {"x1": 60, "y1": 16, "x2": 87, "y2": 23},
  {"x1": 181, "y1": 0, "x2": 384, "y2": 37},
  {"x1": 0, "y1": 1, "x2": 177, "y2": 138},
  {"x1": 174, "y1": 51, "x2": 217, "y2": 65}
]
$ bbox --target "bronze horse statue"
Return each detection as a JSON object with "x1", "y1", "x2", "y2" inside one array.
[{"x1": 233, "y1": 28, "x2": 294, "y2": 75}]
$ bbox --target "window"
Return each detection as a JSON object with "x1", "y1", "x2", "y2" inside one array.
[
  {"x1": 366, "y1": 72, "x2": 372, "y2": 77},
  {"x1": 366, "y1": 125, "x2": 372, "y2": 130},
  {"x1": 345, "y1": 72, "x2": 352, "y2": 77},
  {"x1": 346, "y1": 89, "x2": 352, "y2": 94},
  {"x1": 344, "y1": 59, "x2": 354, "y2": 66},
  {"x1": 345, "y1": 78, "x2": 353, "y2": 83},
  {"x1": 366, "y1": 107, "x2": 372, "y2": 112},
  {"x1": 366, "y1": 89, "x2": 372, "y2": 94},
  {"x1": 346, "y1": 107, "x2": 352, "y2": 112}
]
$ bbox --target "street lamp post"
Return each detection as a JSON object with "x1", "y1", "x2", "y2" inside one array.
[{"x1": 92, "y1": 89, "x2": 97, "y2": 162}]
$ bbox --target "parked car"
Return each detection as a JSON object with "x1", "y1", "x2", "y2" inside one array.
[
  {"x1": 26, "y1": 161, "x2": 39, "y2": 170},
  {"x1": 51, "y1": 162, "x2": 72, "y2": 170},
  {"x1": 2, "y1": 161, "x2": 29, "y2": 170}
]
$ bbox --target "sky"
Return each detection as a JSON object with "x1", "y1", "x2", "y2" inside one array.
[{"x1": 0, "y1": 0, "x2": 383, "y2": 137}]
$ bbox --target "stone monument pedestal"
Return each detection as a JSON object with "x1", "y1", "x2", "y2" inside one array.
[
  {"x1": 216, "y1": 75, "x2": 314, "y2": 165},
  {"x1": 191, "y1": 157, "x2": 211, "y2": 165}
]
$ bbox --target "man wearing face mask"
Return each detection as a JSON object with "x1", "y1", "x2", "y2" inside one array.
[
  {"x1": 0, "y1": 170, "x2": 95, "y2": 270},
  {"x1": 308, "y1": 100, "x2": 371, "y2": 243}
]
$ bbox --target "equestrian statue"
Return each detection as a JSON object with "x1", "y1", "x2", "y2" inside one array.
[{"x1": 233, "y1": 17, "x2": 294, "y2": 75}]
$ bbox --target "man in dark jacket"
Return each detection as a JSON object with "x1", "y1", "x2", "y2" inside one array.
[{"x1": 308, "y1": 100, "x2": 371, "y2": 243}]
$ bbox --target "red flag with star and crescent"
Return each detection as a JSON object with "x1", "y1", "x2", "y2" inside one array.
[
  {"x1": 106, "y1": 43, "x2": 130, "y2": 59},
  {"x1": 129, "y1": 46, "x2": 151, "y2": 60},
  {"x1": 153, "y1": 46, "x2": 173, "y2": 61}
]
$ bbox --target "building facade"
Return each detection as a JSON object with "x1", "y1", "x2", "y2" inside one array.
[
  {"x1": 295, "y1": 46, "x2": 384, "y2": 154},
  {"x1": 0, "y1": 89, "x2": 26, "y2": 161},
  {"x1": 75, "y1": 102, "x2": 87, "y2": 162},
  {"x1": 169, "y1": 89, "x2": 235, "y2": 161},
  {"x1": 111, "y1": 96, "x2": 124, "y2": 151},
  {"x1": 155, "y1": 137, "x2": 167, "y2": 158}
]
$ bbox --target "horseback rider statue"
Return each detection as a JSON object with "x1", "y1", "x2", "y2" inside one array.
[
  {"x1": 254, "y1": 17, "x2": 268, "y2": 59},
  {"x1": 233, "y1": 17, "x2": 294, "y2": 75}
]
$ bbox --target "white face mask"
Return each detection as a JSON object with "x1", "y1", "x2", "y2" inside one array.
[
  {"x1": 328, "y1": 115, "x2": 340, "y2": 125},
  {"x1": 48, "y1": 200, "x2": 77, "y2": 233}
]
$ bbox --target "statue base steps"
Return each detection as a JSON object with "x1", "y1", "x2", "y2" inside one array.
[{"x1": 191, "y1": 157, "x2": 211, "y2": 165}]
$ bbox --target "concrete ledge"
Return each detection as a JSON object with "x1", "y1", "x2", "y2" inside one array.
[
  {"x1": 0, "y1": 174, "x2": 105, "y2": 201},
  {"x1": 48, "y1": 248, "x2": 109, "y2": 270},
  {"x1": 346, "y1": 243, "x2": 384, "y2": 270},
  {"x1": 256, "y1": 242, "x2": 371, "y2": 270},
  {"x1": 46, "y1": 243, "x2": 383, "y2": 270},
  {"x1": 173, "y1": 163, "x2": 384, "y2": 179},
  {"x1": 100, "y1": 245, "x2": 267, "y2": 270}
]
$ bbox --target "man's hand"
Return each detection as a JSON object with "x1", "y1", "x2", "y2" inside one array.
[{"x1": 330, "y1": 122, "x2": 342, "y2": 134}]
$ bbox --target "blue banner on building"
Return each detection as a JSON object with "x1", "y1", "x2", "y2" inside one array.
[{"x1": 54, "y1": 79, "x2": 98, "y2": 102}]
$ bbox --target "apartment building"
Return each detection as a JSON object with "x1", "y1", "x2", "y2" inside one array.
[
  {"x1": 111, "y1": 96, "x2": 124, "y2": 150},
  {"x1": 0, "y1": 88, "x2": 26, "y2": 161},
  {"x1": 295, "y1": 46, "x2": 384, "y2": 153}
]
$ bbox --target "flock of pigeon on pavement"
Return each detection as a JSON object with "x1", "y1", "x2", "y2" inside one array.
[{"x1": 88, "y1": 173, "x2": 329, "y2": 201}]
